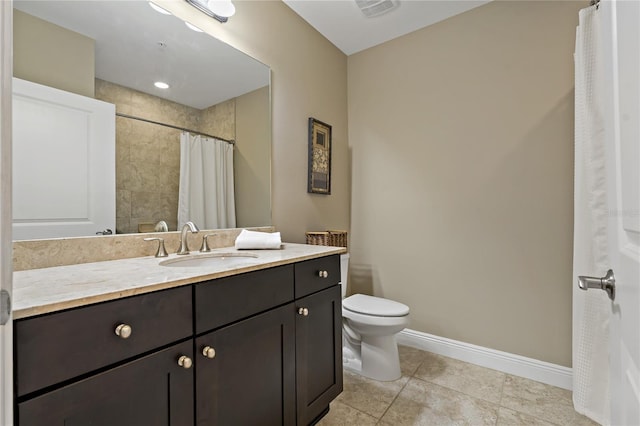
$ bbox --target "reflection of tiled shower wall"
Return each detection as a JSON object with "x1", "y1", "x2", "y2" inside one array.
[{"x1": 95, "y1": 79, "x2": 235, "y2": 234}]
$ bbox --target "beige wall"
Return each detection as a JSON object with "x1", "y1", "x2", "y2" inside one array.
[
  {"x1": 236, "y1": 86, "x2": 271, "y2": 227},
  {"x1": 13, "y1": 9, "x2": 94, "y2": 97},
  {"x1": 160, "y1": 1, "x2": 350, "y2": 243},
  {"x1": 200, "y1": 98, "x2": 236, "y2": 141},
  {"x1": 348, "y1": 0, "x2": 582, "y2": 367}
]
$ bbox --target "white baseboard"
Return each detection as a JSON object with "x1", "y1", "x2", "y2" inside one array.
[{"x1": 397, "y1": 328, "x2": 573, "y2": 391}]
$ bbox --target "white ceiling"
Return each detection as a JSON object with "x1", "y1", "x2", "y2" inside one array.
[
  {"x1": 13, "y1": 0, "x2": 490, "y2": 108},
  {"x1": 13, "y1": 1, "x2": 270, "y2": 110},
  {"x1": 283, "y1": 0, "x2": 492, "y2": 55}
]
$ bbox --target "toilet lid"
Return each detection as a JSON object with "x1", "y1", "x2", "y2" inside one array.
[{"x1": 343, "y1": 294, "x2": 410, "y2": 317}]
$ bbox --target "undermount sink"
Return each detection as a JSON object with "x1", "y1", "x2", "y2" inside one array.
[{"x1": 159, "y1": 253, "x2": 260, "y2": 268}]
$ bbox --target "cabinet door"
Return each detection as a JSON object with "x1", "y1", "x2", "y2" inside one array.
[
  {"x1": 296, "y1": 285, "x2": 343, "y2": 425},
  {"x1": 196, "y1": 303, "x2": 296, "y2": 426},
  {"x1": 17, "y1": 340, "x2": 194, "y2": 426}
]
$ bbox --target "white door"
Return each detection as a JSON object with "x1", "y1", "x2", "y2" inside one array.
[
  {"x1": 12, "y1": 77, "x2": 115, "y2": 240},
  {"x1": 605, "y1": 0, "x2": 640, "y2": 423}
]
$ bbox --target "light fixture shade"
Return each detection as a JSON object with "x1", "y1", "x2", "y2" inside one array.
[
  {"x1": 185, "y1": 0, "x2": 233, "y2": 23},
  {"x1": 148, "y1": 1, "x2": 172, "y2": 15},
  {"x1": 185, "y1": 21, "x2": 204, "y2": 32},
  {"x1": 206, "y1": 0, "x2": 235, "y2": 18}
]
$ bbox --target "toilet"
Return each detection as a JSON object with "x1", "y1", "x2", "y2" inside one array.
[{"x1": 339, "y1": 254, "x2": 410, "y2": 381}]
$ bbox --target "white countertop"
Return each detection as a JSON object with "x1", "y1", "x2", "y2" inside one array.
[{"x1": 13, "y1": 243, "x2": 346, "y2": 319}]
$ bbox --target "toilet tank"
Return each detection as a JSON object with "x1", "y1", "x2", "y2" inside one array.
[{"x1": 340, "y1": 253, "x2": 349, "y2": 298}]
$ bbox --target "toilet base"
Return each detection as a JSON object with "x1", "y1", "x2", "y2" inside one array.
[{"x1": 342, "y1": 334, "x2": 401, "y2": 382}]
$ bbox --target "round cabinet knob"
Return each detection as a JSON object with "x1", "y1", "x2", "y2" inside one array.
[
  {"x1": 202, "y1": 346, "x2": 216, "y2": 359},
  {"x1": 177, "y1": 355, "x2": 193, "y2": 369},
  {"x1": 318, "y1": 270, "x2": 329, "y2": 278},
  {"x1": 298, "y1": 307, "x2": 309, "y2": 316},
  {"x1": 115, "y1": 323, "x2": 132, "y2": 339}
]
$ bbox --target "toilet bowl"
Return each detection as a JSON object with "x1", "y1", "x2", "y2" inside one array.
[{"x1": 339, "y1": 254, "x2": 410, "y2": 381}]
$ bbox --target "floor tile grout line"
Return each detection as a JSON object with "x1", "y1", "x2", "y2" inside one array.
[
  {"x1": 498, "y1": 373, "x2": 507, "y2": 406},
  {"x1": 375, "y1": 373, "x2": 413, "y2": 425},
  {"x1": 497, "y1": 406, "x2": 565, "y2": 426},
  {"x1": 334, "y1": 399, "x2": 381, "y2": 423},
  {"x1": 373, "y1": 356, "x2": 426, "y2": 425}
]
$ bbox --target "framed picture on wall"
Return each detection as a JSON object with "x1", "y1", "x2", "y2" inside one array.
[{"x1": 308, "y1": 117, "x2": 332, "y2": 194}]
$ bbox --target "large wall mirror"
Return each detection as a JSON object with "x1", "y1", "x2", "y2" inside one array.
[{"x1": 12, "y1": 0, "x2": 271, "y2": 240}]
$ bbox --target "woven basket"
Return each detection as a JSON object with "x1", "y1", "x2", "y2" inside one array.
[
  {"x1": 306, "y1": 230, "x2": 348, "y2": 251},
  {"x1": 305, "y1": 231, "x2": 329, "y2": 246},
  {"x1": 327, "y1": 230, "x2": 348, "y2": 250}
]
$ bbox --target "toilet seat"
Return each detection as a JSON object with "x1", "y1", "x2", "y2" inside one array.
[{"x1": 343, "y1": 294, "x2": 409, "y2": 317}]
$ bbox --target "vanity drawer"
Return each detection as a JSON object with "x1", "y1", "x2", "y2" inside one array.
[
  {"x1": 195, "y1": 265, "x2": 294, "y2": 334},
  {"x1": 15, "y1": 286, "x2": 192, "y2": 397},
  {"x1": 294, "y1": 255, "x2": 341, "y2": 298}
]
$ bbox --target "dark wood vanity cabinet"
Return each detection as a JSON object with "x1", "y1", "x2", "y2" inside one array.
[
  {"x1": 195, "y1": 304, "x2": 296, "y2": 425},
  {"x1": 294, "y1": 255, "x2": 343, "y2": 424},
  {"x1": 17, "y1": 340, "x2": 194, "y2": 426},
  {"x1": 14, "y1": 254, "x2": 343, "y2": 426},
  {"x1": 295, "y1": 285, "x2": 343, "y2": 425},
  {"x1": 15, "y1": 286, "x2": 194, "y2": 426}
]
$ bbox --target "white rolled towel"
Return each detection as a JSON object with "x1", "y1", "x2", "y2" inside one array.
[{"x1": 235, "y1": 229, "x2": 282, "y2": 250}]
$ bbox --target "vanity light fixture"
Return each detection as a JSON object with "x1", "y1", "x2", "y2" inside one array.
[
  {"x1": 154, "y1": 81, "x2": 170, "y2": 89},
  {"x1": 207, "y1": 0, "x2": 235, "y2": 18},
  {"x1": 184, "y1": 0, "x2": 235, "y2": 23},
  {"x1": 148, "y1": 1, "x2": 172, "y2": 15}
]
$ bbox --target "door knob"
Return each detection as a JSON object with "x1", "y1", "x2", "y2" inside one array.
[
  {"x1": 578, "y1": 269, "x2": 615, "y2": 301},
  {"x1": 298, "y1": 307, "x2": 309, "y2": 316}
]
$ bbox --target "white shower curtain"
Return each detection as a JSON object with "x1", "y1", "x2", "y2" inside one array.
[
  {"x1": 178, "y1": 132, "x2": 236, "y2": 230},
  {"x1": 572, "y1": 5, "x2": 610, "y2": 425}
]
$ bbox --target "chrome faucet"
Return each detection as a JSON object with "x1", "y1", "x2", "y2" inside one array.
[{"x1": 177, "y1": 221, "x2": 199, "y2": 255}]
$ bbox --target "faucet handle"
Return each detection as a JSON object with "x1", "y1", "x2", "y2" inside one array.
[
  {"x1": 200, "y1": 234, "x2": 217, "y2": 252},
  {"x1": 144, "y1": 237, "x2": 168, "y2": 258}
]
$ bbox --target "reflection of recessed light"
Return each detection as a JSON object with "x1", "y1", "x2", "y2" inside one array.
[
  {"x1": 154, "y1": 81, "x2": 170, "y2": 89},
  {"x1": 149, "y1": 2, "x2": 172, "y2": 15},
  {"x1": 185, "y1": 22, "x2": 203, "y2": 32}
]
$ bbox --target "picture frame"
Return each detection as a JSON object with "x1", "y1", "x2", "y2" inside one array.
[{"x1": 308, "y1": 117, "x2": 332, "y2": 194}]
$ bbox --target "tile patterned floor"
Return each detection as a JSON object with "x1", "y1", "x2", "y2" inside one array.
[{"x1": 318, "y1": 346, "x2": 599, "y2": 426}]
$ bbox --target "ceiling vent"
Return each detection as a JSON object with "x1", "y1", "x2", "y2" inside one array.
[{"x1": 355, "y1": 0, "x2": 399, "y2": 18}]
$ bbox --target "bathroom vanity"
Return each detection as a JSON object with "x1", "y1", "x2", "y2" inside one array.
[{"x1": 12, "y1": 244, "x2": 344, "y2": 425}]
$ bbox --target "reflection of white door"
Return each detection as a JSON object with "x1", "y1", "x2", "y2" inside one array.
[
  {"x1": 604, "y1": 1, "x2": 640, "y2": 423},
  {"x1": 12, "y1": 78, "x2": 115, "y2": 240}
]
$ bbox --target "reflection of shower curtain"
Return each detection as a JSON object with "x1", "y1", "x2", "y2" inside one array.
[
  {"x1": 178, "y1": 132, "x2": 236, "y2": 230},
  {"x1": 572, "y1": 6, "x2": 609, "y2": 425}
]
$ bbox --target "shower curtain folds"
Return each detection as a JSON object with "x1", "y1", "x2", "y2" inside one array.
[
  {"x1": 178, "y1": 132, "x2": 236, "y2": 231},
  {"x1": 572, "y1": 5, "x2": 610, "y2": 425}
]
